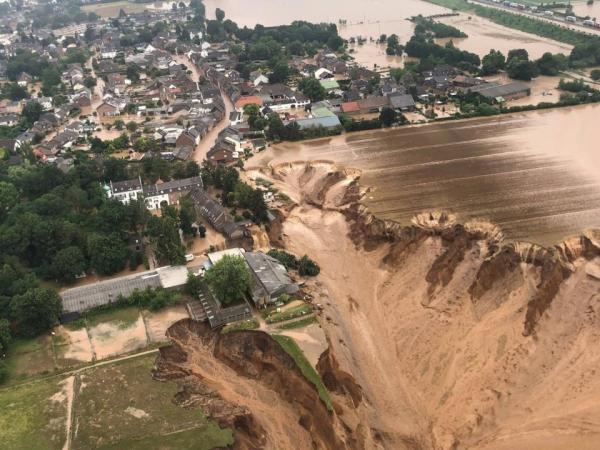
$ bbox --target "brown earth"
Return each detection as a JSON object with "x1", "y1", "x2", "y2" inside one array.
[
  {"x1": 153, "y1": 320, "x2": 368, "y2": 449},
  {"x1": 157, "y1": 161, "x2": 600, "y2": 449}
]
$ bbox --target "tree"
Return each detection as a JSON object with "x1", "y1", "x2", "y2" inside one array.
[
  {"x1": 126, "y1": 121, "x2": 138, "y2": 132},
  {"x1": 389, "y1": 68, "x2": 405, "y2": 83},
  {"x1": 386, "y1": 34, "x2": 402, "y2": 56},
  {"x1": 52, "y1": 246, "x2": 86, "y2": 284},
  {"x1": 215, "y1": 7, "x2": 225, "y2": 21},
  {"x1": 507, "y1": 48, "x2": 529, "y2": 64},
  {"x1": 204, "y1": 255, "x2": 250, "y2": 305},
  {"x1": 21, "y1": 101, "x2": 43, "y2": 127},
  {"x1": 327, "y1": 35, "x2": 344, "y2": 52},
  {"x1": 87, "y1": 233, "x2": 129, "y2": 275},
  {"x1": 10, "y1": 287, "x2": 62, "y2": 337},
  {"x1": 184, "y1": 272, "x2": 202, "y2": 297},
  {"x1": 298, "y1": 77, "x2": 326, "y2": 102},
  {"x1": 126, "y1": 64, "x2": 140, "y2": 83},
  {"x1": 591, "y1": 69, "x2": 600, "y2": 81},
  {"x1": 269, "y1": 60, "x2": 290, "y2": 84},
  {"x1": 481, "y1": 49, "x2": 506, "y2": 75},
  {"x1": 298, "y1": 255, "x2": 320, "y2": 276},
  {"x1": 507, "y1": 58, "x2": 539, "y2": 81},
  {"x1": 147, "y1": 215, "x2": 185, "y2": 265},
  {"x1": 535, "y1": 52, "x2": 567, "y2": 76},
  {"x1": 379, "y1": 107, "x2": 397, "y2": 127},
  {"x1": 83, "y1": 76, "x2": 97, "y2": 88},
  {"x1": 0, "y1": 319, "x2": 11, "y2": 355},
  {"x1": 0, "y1": 181, "x2": 18, "y2": 220}
]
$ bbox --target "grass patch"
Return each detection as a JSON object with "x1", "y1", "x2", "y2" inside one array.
[
  {"x1": 84, "y1": 306, "x2": 140, "y2": 328},
  {"x1": 277, "y1": 315, "x2": 317, "y2": 330},
  {"x1": 221, "y1": 318, "x2": 260, "y2": 334},
  {"x1": 425, "y1": 0, "x2": 593, "y2": 46},
  {"x1": 0, "y1": 376, "x2": 68, "y2": 450},
  {"x1": 73, "y1": 354, "x2": 234, "y2": 449},
  {"x1": 265, "y1": 304, "x2": 313, "y2": 324},
  {"x1": 272, "y1": 335, "x2": 332, "y2": 411},
  {"x1": 3, "y1": 336, "x2": 56, "y2": 382},
  {"x1": 82, "y1": 0, "x2": 147, "y2": 18}
]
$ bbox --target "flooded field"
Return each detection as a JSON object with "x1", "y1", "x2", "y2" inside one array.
[
  {"x1": 204, "y1": 0, "x2": 572, "y2": 66},
  {"x1": 250, "y1": 104, "x2": 600, "y2": 246}
]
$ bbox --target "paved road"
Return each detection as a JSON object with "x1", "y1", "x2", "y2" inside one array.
[{"x1": 467, "y1": 0, "x2": 600, "y2": 37}]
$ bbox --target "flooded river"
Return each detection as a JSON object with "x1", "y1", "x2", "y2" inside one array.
[
  {"x1": 250, "y1": 104, "x2": 600, "y2": 246},
  {"x1": 204, "y1": 0, "x2": 572, "y2": 66}
]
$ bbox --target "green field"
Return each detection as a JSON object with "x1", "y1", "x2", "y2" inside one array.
[
  {"x1": 73, "y1": 354, "x2": 234, "y2": 449},
  {"x1": 3, "y1": 336, "x2": 56, "y2": 383},
  {"x1": 0, "y1": 377, "x2": 68, "y2": 450},
  {"x1": 82, "y1": 0, "x2": 148, "y2": 18},
  {"x1": 276, "y1": 315, "x2": 317, "y2": 330},
  {"x1": 272, "y1": 335, "x2": 332, "y2": 411}
]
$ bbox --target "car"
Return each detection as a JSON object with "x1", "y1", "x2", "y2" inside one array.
[{"x1": 185, "y1": 253, "x2": 195, "y2": 262}]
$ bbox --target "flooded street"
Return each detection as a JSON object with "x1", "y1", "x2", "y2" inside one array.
[{"x1": 250, "y1": 105, "x2": 600, "y2": 246}]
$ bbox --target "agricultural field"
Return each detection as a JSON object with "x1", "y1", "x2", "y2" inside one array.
[
  {"x1": 0, "y1": 376, "x2": 70, "y2": 450},
  {"x1": 72, "y1": 354, "x2": 233, "y2": 449},
  {"x1": 82, "y1": 0, "x2": 148, "y2": 18},
  {"x1": 1, "y1": 305, "x2": 188, "y2": 384},
  {"x1": 0, "y1": 354, "x2": 233, "y2": 450}
]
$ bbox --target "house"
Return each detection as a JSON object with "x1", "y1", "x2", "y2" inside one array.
[
  {"x1": 465, "y1": 82, "x2": 531, "y2": 103},
  {"x1": 357, "y1": 95, "x2": 389, "y2": 113},
  {"x1": 229, "y1": 110, "x2": 243, "y2": 126},
  {"x1": 341, "y1": 101, "x2": 361, "y2": 115},
  {"x1": 97, "y1": 101, "x2": 120, "y2": 117},
  {"x1": 234, "y1": 95, "x2": 264, "y2": 111},
  {"x1": 17, "y1": 72, "x2": 32, "y2": 87},
  {"x1": 249, "y1": 70, "x2": 269, "y2": 86},
  {"x1": 320, "y1": 79, "x2": 340, "y2": 92},
  {"x1": 60, "y1": 266, "x2": 189, "y2": 315},
  {"x1": 0, "y1": 114, "x2": 18, "y2": 126},
  {"x1": 388, "y1": 93, "x2": 416, "y2": 112},
  {"x1": 452, "y1": 75, "x2": 484, "y2": 88},
  {"x1": 243, "y1": 252, "x2": 299, "y2": 308},
  {"x1": 294, "y1": 115, "x2": 341, "y2": 130},
  {"x1": 0, "y1": 139, "x2": 17, "y2": 152},
  {"x1": 175, "y1": 129, "x2": 200, "y2": 148},
  {"x1": 314, "y1": 67, "x2": 333, "y2": 79},
  {"x1": 105, "y1": 177, "x2": 144, "y2": 204},
  {"x1": 143, "y1": 176, "x2": 204, "y2": 210},
  {"x1": 187, "y1": 188, "x2": 245, "y2": 239},
  {"x1": 34, "y1": 97, "x2": 53, "y2": 111},
  {"x1": 100, "y1": 44, "x2": 118, "y2": 60},
  {"x1": 105, "y1": 176, "x2": 203, "y2": 210}
]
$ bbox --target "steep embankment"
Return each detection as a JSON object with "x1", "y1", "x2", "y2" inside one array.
[
  {"x1": 256, "y1": 162, "x2": 600, "y2": 449},
  {"x1": 153, "y1": 320, "x2": 369, "y2": 449}
]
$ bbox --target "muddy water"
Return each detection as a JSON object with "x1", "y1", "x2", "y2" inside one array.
[
  {"x1": 204, "y1": 0, "x2": 571, "y2": 66},
  {"x1": 251, "y1": 104, "x2": 600, "y2": 246}
]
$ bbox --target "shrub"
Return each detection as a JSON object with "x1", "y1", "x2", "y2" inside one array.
[{"x1": 298, "y1": 255, "x2": 320, "y2": 277}]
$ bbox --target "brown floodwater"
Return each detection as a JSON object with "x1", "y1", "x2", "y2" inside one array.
[
  {"x1": 250, "y1": 104, "x2": 600, "y2": 246},
  {"x1": 204, "y1": 0, "x2": 572, "y2": 66}
]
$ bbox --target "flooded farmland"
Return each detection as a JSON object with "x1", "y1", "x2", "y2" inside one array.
[
  {"x1": 204, "y1": 0, "x2": 572, "y2": 66},
  {"x1": 250, "y1": 104, "x2": 600, "y2": 246}
]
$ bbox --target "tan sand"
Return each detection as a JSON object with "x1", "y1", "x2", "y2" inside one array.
[
  {"x1": 57, "y1": 326, "x2": 94, "y2": 363},
  {"x1": 258, "y1": 162, "x2": 600, "y2": 449},
  {"x1": 143, "y1": 304, "x2": 190, "y2": 343},
  {"x1": 88, "y1": 315, "x2": 148, "y2": 360},
  {"x1": 279, "y1": 323, "x2": 328, "y2": 368}
]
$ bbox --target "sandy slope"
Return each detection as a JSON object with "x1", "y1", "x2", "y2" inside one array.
[{"x1": 254, "y1": 162, "x2": 600, "y2": 449}]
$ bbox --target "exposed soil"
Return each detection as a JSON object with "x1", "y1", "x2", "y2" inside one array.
[
  {"x1": 155, "y1": 161, "x2": 600, "y2": 449},
  {"x1": 245, "y1": 162, "x2": 600, "y2": 449},
  {"x1": 153, "y1": 320, "x2": 366, "y2": 449}
]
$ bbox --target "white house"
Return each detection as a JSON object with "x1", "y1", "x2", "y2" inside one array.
[
  {"x1": 250, "y1": 71, "x2": 269, "y2": 87},
  {"x1": 314, "y1": 67, "x2": 333, "y2": 79}
]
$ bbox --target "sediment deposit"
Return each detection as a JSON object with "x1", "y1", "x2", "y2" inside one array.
[{"x1": 158, "y1": 162, "x2": 600, "y2": 449}]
